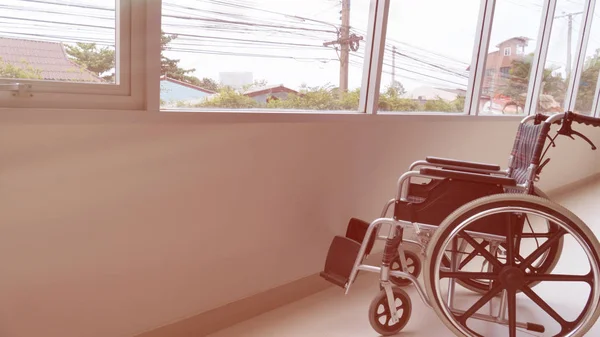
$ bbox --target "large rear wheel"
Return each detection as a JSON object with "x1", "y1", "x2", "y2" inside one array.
[{"x1": 424, "y1": 194, "x2": 600, "y2": 337}]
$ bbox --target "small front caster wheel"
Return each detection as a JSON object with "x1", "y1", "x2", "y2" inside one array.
[
  {"x1": 368, "y1": 287, "x2": 412, "y2": 336},
  {"x1": 390, "y1": 250, "x2": 422, "y2": 287}
]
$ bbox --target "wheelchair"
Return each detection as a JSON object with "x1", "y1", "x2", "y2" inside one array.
[{"x1": 320, "y1": 111, "x2": 600, "y2": 336}]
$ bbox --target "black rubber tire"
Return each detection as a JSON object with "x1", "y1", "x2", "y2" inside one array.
[{"x1": 368, "y1": 287, "x2": 412, "y2": 336}]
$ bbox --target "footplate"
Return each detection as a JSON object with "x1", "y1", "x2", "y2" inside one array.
[
  {"x1": 320, "y1": 235, "x2": 361, "y2": 288},
  {"x1": 345, "y1": 217, "x2": 377, "y2": 255}
]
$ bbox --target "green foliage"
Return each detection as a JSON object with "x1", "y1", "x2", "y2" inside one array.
[
  {"x1": 160, "y1": 31, "x2": 221, "y2": 92},
  {"x1": 64, "y1": 42, "x2": 115, "y2": 81},
  {"x1": 193, "y1": 87, "x2": 259, "y2": 109},
  {"x1": 501, "y1": 53, "x2": 566, "y2": 109},
  {"x1": 576, "y1": 48, "x2": 600, "y2": 112},
  {"x1": 266, "y1": 86, "x2": 359, "y2": 110},
  {"x1": 378, "y1": 94, "x2": 421, "y2": 112},
  {"x1": 0, "y1": 57, "x2": 43, "y2": 79},
  {"x1": 175, "y1": 81, "x2": 467, "y2": 112}
]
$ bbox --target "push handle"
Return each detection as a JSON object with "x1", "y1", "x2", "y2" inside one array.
[
  {"x1": 570, "y1": 112, "x2": 600, "y2": 127},
  {"x1": 558, "y1": 112, "x2": 599, "y2": 150}
]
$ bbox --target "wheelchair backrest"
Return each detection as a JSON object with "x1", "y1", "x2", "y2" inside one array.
[{"x1": 507, "y1": 121, "x2": 551, "y2": 192}]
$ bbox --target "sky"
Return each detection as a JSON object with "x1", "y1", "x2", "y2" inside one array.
[{"x1": 0, "y1": 0, "x2": 598, "y2": 97}]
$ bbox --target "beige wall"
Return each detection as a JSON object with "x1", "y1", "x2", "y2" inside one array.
[{"x1": 2, "y1": 111, "x2": 600, "y2": 337}]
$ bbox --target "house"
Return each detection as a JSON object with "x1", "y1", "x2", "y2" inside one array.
[
  {"x1": 0, "y1": 36, "x2": 104, "y2": 82},
  {"x1": 243, "y1": 84, "x2": 299, "y2": 103},
  {"x1": 160, "y1": 75, "x2": 217, "y2": 105},
  {"x1": 466, "y1": 36, "x2": 530, "y2": 112},
  {"x1": 480, "y1": 36, "x2": 530, "y2": 96}
]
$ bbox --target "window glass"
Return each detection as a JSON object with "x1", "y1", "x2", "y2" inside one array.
[
  {"x1": 377, "y1": 0, "x2": 481, "y2": 114},
  {"x1": 160, "y1": 0, "x2": 370, "y2": 111},
  {"x1": 537, "y1": 0, "x2": 586, "y2": 113},
  {"x1": 0, "y1": 0, "x2": 117, "y2": 84},
  {"x1": 575, "y1": 1, "x2": 600, "y2": 115},
  {"x1": 478, "y1": 0, "x2": 544, "y2": 115}
]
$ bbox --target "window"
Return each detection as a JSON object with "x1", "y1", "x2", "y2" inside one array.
[
  {"x1": 0, "y1": 0, "x2": 144, "y2": 110},
  {"x1": 535, "y1": 0, "x2": 586, "y2": 114},
  {"x1": 159, "y1": 0, "x2": 371, "y2": 112},
  {"x1": 574, "y1": 1, "x2": 600, "y2": 115},
  {"x1": 377, "y1": 0, "x2": 480, "y2": 114},
  {"x1": 478, "y1": 0, "x2": 543, "y2": 115},
  {"x1": 516, "y1": 44, "x2": 525, "y2": 55}
]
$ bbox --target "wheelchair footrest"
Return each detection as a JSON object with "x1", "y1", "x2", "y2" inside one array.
[
  {"x1": 345, "y1": 217, "x2": 376, "y2": 256},
  {"x1": 321, "y1": 235, "x2": 362, "y2": 288}
]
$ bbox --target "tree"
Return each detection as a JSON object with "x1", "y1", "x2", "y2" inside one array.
[
  {"x1": 64, "y1": 43, "x2": 115, "y2": 81},
  {"x1": 193, "y1": 87, "x2": 259, "y2": 109},
  {"x1": 0, "y1": 57, "x2": 43, "y2": 79},
  {"x1": 576, "y1": 48, "x2": 600, "y2": 112},
  {"x1": 384, "y1": 80, "x2": 406, "y2": 97},
  {"x1": 160, "y1": 30, "x2": 221, "y2": 91},
  {"x1": 501, "y1": 54, "x2": 566, "y2": 110}
]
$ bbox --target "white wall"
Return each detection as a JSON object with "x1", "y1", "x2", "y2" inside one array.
[{"x1": 2, "y1": 111, "x2": 600, "y2": 337}]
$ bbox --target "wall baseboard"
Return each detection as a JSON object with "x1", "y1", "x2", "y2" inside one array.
[
  {"x1": 133, "y1": 272, "x2": 333, "y2": 337},
  {"x1": 134, "y1": 173, "x2": 600, "y2": 337},
  {"x1": 133, "y1": 250, "x2": 383, "y2": 337}
]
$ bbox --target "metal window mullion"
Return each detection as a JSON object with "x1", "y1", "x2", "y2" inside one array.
[
  {"x1": 464, "y1": 0, "x2": 496, "y2": 116},
  {"x1": 591, "y1": 69, "x2": 600, "y2": 116},
  {"x1": 358, "y1": 0, "x2": 379, "y2": 113},
  {"x1": 364, "y1": 0, "x2": 391, "y2": 115},
  {"x1": 524, "y1": 0, "x2": 558, "y2": 115},
  {"x1": 565, "y1": 0, "x2": 596, "y2": 112}
]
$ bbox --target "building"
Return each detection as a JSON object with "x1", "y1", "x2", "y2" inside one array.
[
  {"x1": 243, "y1": 84, "x2": 299, "y2": 103},
  {"x1": 481, "y1": 36, "x2": 530, "y2": 96},
  {"x1": 160, "y1": 75, "x2": 217, "y2": 106},
  {"x1": 0, "y1": 36, "x2": 104, "y2": 82}
]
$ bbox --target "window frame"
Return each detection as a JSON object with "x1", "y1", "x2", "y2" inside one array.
[
  {"x1": 3, "y1": 0, "x2": 600, "y2": 119},
  {"x1": 0, "y1": 0, "x2": 146, "y2": 110}
]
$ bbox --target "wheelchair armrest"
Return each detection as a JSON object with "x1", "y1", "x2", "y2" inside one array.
[
  {"x1": 420, "y1": 167, "x2": 517, "y2": 186},
  {"x1": 425, "y1": 156, "x2": 501, "y2": 171}
]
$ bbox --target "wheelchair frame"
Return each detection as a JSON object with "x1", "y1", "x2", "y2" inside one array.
[{"x1": 320, "y1": 111, "x2": 600, "y2": 336}]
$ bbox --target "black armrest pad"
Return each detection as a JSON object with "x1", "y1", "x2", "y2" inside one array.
[
  {"x1": 426, "y1": 156, "x2": 501, "y2": 171},
  {"x1": 420, "y1": 167, "x2": 517, "y2": 186}
]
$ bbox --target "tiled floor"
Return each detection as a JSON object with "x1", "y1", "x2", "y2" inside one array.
[{"x1": 207, "y1": 179, "x2": 600, "y2": 337}]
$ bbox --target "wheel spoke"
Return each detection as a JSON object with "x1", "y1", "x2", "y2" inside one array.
[
  {"x1": 520, "y1": 229, "x2": 566, "y2": 271},
  {"x1": 440, "y1": 271, "x2": 498, "y2": 281},
  {"x1": 457, "y1": 283, "x2": 503, "y2": 322},
  {"x1": 459, "y1": 241, "x2": 489, "y2": 269},
  {"x1": 525, "y1": 272, "x2": 593, "y2": 284},
  {"x1": 507, "y1": 289, "x2": 517, "y2": 337},
  {"x1": 506, "y1": 214, "x2": 516, "y2": 265},
  {"x1": 460, "y1": 233, "x2": 504, "y2": 270},
  {"x1": 521, "y1": 285, "x2": 568, "y2": 327}
]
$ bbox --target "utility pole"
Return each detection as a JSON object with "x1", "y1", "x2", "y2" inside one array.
[
  {"x1": 556, "y1": 11, "x2": 583, "y2": 79},
  {"x1": 391, "y1": 46, "x2": 396, "y2": 86},
  {"x1": 323, "y1": 0, "x2": 362, "y2": 94}
]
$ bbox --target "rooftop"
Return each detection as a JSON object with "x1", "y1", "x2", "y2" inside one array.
[{"x1": 0, "y1": 37, "x2": 104, "y2": 83}]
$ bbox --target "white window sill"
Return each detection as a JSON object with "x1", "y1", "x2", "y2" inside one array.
[{"x1": 0, "y1": 107, "x2": 527, "y2": 125}]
